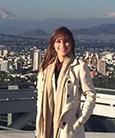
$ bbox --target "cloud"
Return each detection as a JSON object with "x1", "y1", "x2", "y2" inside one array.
[{"x1": 107, "y1": 12, "x2": 115, "y2": 17}]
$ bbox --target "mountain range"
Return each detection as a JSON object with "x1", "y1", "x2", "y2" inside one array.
[
  {"x1": 0, "y1": 7, "x2": 16, "y2": 19},
  {"x1": 0, "y1": 7, "x2": 115, "y2": 36},
  {"x1": 20, "y1": 29, "x2": 48, "y2": 38},
  {"x1": 72, "y1": 24, "x2": 115, "y2": 35}
]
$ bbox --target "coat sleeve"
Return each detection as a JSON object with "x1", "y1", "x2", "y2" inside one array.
[{"x1": 73, "y1": 62, "x2": 96, "y2": 129}]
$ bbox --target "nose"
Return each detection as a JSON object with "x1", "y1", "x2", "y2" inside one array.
[{"x1": 60, "y1": 40, "x2": 65, "y2": 46}]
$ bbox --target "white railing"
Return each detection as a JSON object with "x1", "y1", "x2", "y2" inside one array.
[{"x1": 82, "y1": 87, "x2": 115, "y2": 118}]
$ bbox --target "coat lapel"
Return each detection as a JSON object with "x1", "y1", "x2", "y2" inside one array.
[{"x1": 53, "y1": 54, "x2": 74, "y2": 138}]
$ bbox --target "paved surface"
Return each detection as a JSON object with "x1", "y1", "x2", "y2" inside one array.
[
  {"x1": 0, "y1": 131, "x2": 115, "y2": 138},
  {"x1": 0, "y1": 131, "x2": 35, "y2": 138},
  {"x1": 85, "y1": 132, "x2": 115, "y2": 138}
]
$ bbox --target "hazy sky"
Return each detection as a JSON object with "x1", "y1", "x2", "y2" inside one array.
[{"x1": 0, "y1": 0, "x2": 115, "y2": 20}]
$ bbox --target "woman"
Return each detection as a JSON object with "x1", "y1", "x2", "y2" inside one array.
[{"x1": 36, "y1": 26, "x2": 96, "y2": 138}]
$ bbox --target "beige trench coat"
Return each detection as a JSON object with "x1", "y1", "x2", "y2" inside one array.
[{"x1": 36, "y1": 59, "x2": 96, "y2": 138}]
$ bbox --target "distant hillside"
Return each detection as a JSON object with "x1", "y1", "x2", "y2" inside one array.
[
  {"x1": 20, "y1": 29, "x2": 48, "y2": 38},
  {"x1": 0, "y1": 17, "x2": 115, "y2": 34},
  {"x1": 72, "y1": 24, "x2": 115, "y2": 35}
]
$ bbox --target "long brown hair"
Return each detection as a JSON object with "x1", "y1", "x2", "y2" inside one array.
[{"x1": 41, "y1": 26, "x2": 75, "y2": 71}]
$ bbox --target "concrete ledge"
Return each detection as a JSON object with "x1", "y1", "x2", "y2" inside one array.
[
  {"x1": 0, "y1": 131, "x2": 115, "y2": 138},
  {"x1": 85, "y1": 132, "x2": 115, "y2": 138},
  {"x1": 0, "y1": 131, "x2": 35, "y2": 138}
]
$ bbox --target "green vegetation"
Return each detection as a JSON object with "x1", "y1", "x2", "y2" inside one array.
[
  {"x1": 0, "y1": 71, "x2": 36, "y2": 89},
  {"x1": 93, "y1": 73, "x2": 115, "y2": 89}
]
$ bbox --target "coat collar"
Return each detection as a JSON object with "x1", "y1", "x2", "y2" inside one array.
[{"x1": 70, "y1": 58, "x2": 79, "y2": 67}]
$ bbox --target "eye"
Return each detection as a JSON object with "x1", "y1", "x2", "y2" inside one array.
[
  {"x1": 64, "y1": 39, "x2": 70, "y2": 45},
  {"x1": 64, "y1": 38, "x2": 71, "y2": 44},
  {"x1": 64, "y1": 39, "x2": 69, "y2": 43},
  {"x1": 56, "y1": 39, "x2": 61, "y2": 43}
]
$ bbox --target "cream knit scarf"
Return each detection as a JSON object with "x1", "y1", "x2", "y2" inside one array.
[{"x1": 39, "y1": 53, "x2": 74, "y2": 138}]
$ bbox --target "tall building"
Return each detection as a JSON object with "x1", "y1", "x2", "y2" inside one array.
[
  {"x1": 0, "y1": 60, "x2": 8, "y2": 72},
  {"x1": 0, "y1": 50, "x2": 2, "y2": 56},
  {"x1": 97, "y1": 59, "x2": 107, "y2": 76},
  {"x1": 33, "y1": 49, "x2": 41, "y2": 71},
  {"x1": 3, "y1": 49, "x2": 8, "y2": 57}
]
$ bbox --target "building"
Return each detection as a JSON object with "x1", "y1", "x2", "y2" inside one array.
[
  {"x1": 33, "y1": 49, "x2": 41, "y2": 71},
  {"x1": 3, "y1": 49, "x2": 8, "y2": 57},
  {"x1": 0, "y1": 60, "x2": 8, "y2": 72},
  {"x1": 97, "y1": 59, "x2": 107, "y2": 76}
]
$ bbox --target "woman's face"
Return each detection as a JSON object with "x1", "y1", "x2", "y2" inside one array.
[{"x1": 54, "y1": 35, "x2": 72, "y2": 59}]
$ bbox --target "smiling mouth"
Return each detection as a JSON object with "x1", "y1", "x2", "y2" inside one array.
[{"x1": 60, "y1": 48, "x2": 67, "y2": 51}]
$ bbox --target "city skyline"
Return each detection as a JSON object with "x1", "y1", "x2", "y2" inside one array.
[{"x1": 0, "y1": 0, "x2": 115, "y2": 20}]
